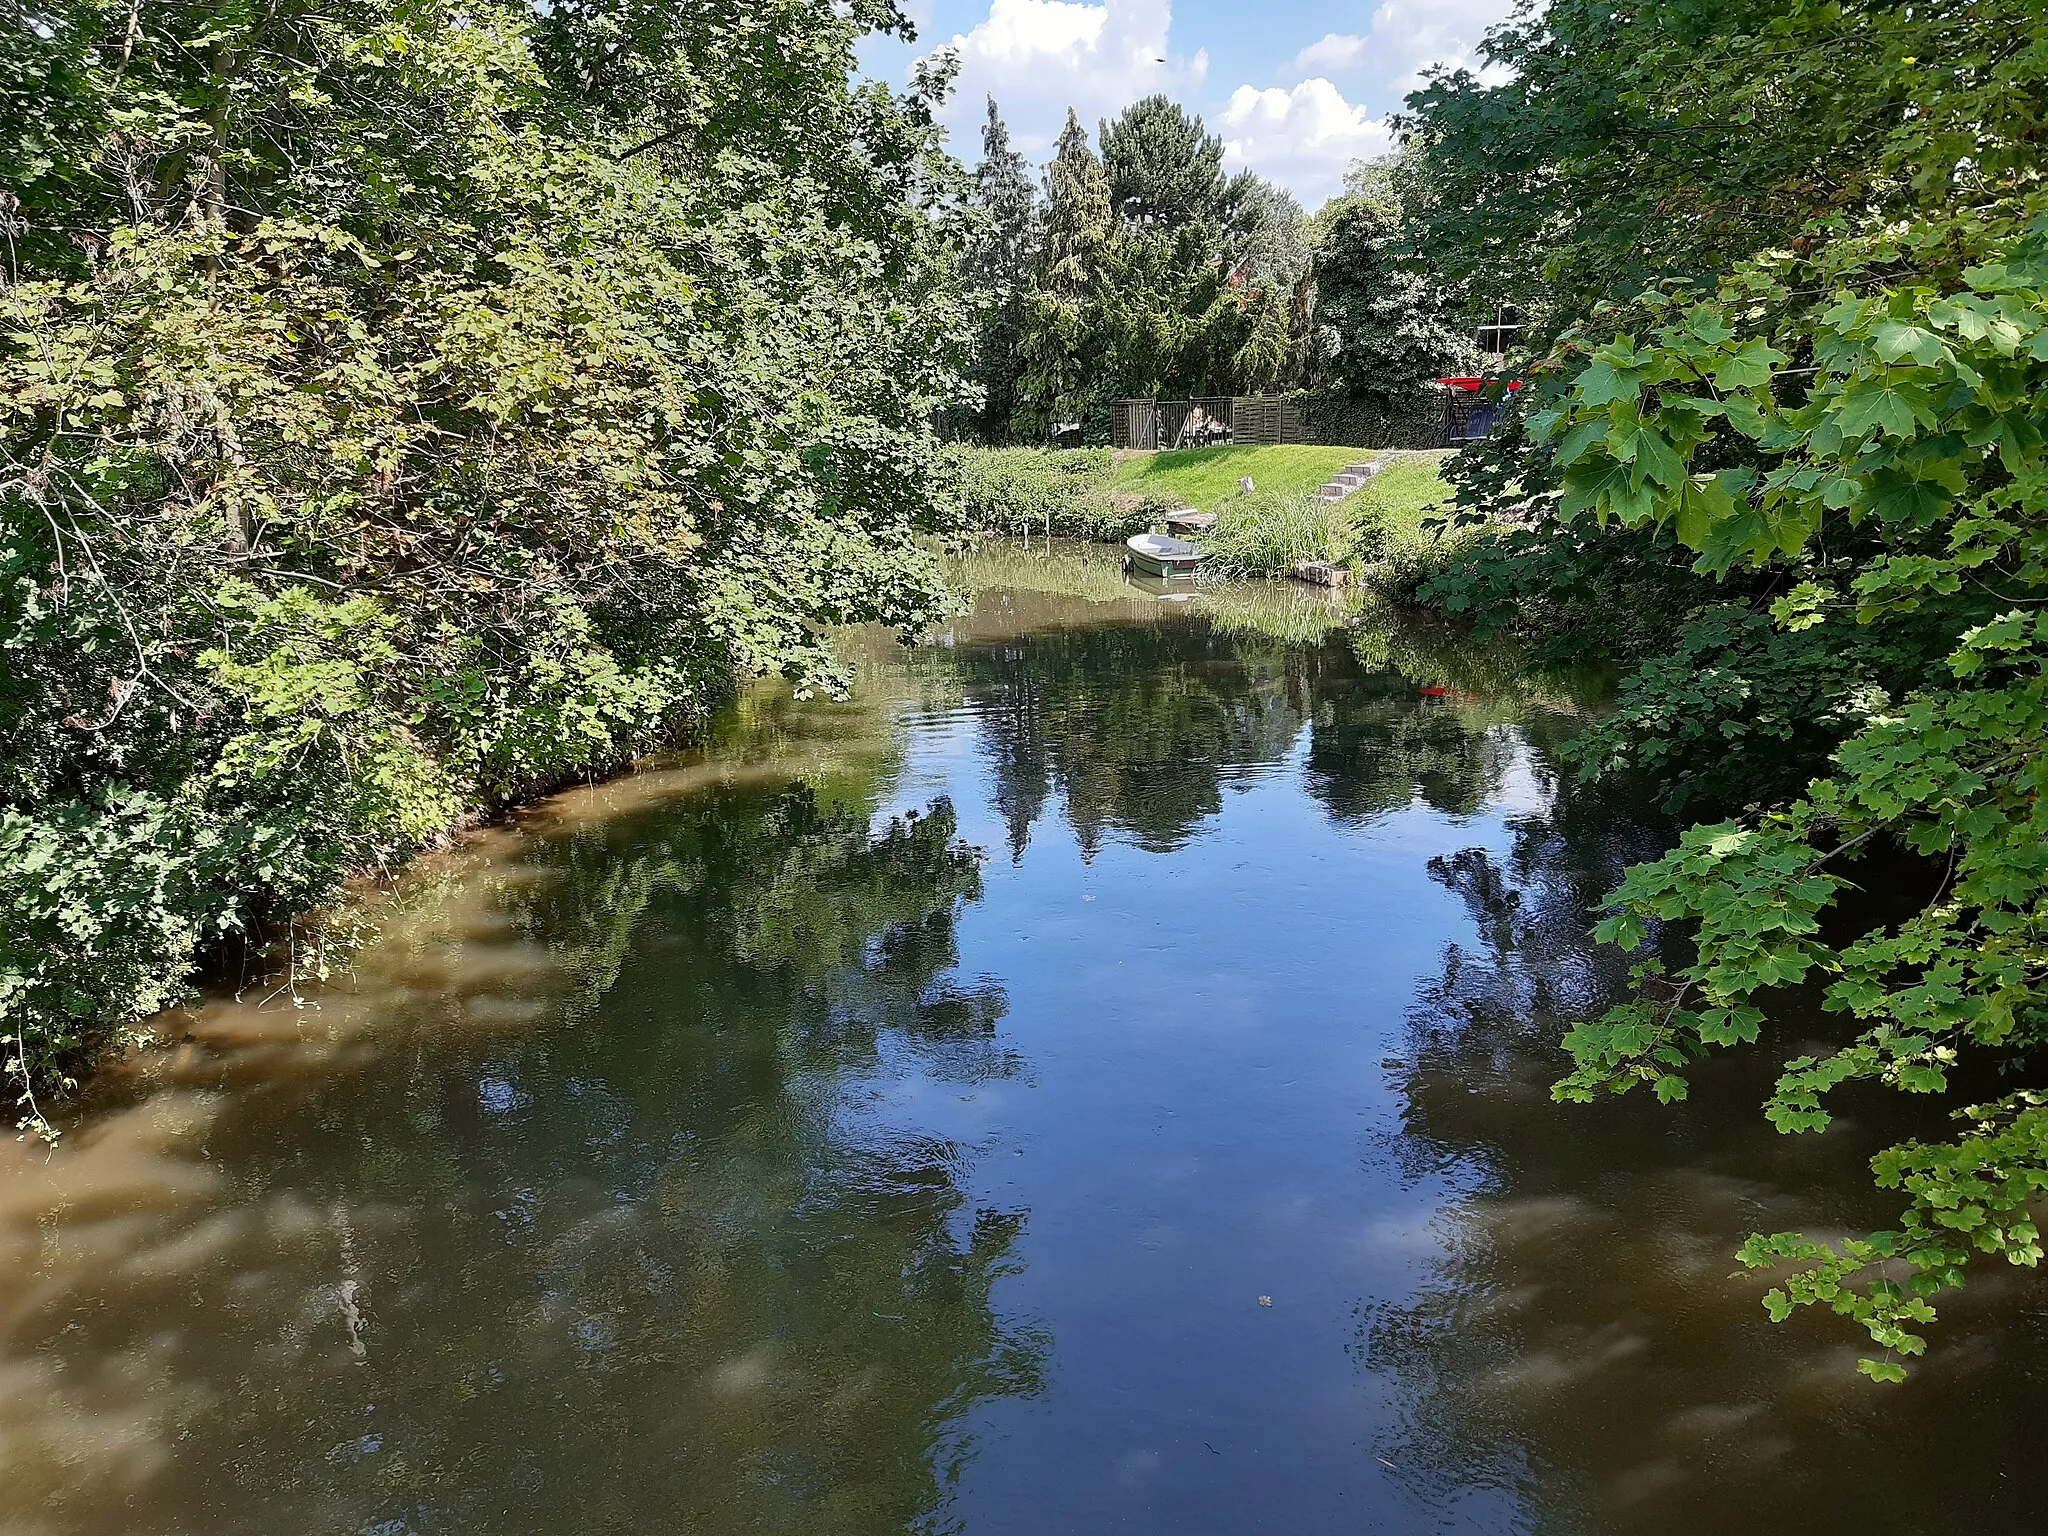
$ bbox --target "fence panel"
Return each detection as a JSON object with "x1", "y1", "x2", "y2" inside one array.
[
  {"x1": 1112, "y1": 392, "x2": 1445, "y2": 451},
  {"x1": 1112, "y1": 399, "x2": 1160, "y2": 450},
  {"x1": 1154, "y1": 397, "x2": 1232, "y2": 449},
  {"x1": 1228, "y1": 395, "x2": 1309, "y2": 445},
  {"x1": 1232, "y1": 395, "x2": 1276, "y2": 445}
]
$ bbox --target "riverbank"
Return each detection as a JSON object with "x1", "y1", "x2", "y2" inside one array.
[
  {"x1": 0, "y1": 0, "x2": 973, "y2": 1143},
  {"x1": 7, "y1": 572, "x2": 2035, "y2": 1534},
  {"x1": 15, "y1": 536, "x2": 1563, "y2": 1138},
  {"x1": 957, "y1": 444, "x2": 1472, "y2": 594}
]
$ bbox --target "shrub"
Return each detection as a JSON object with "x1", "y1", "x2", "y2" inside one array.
[
  {"x1": 0, "y1": 0, "x2": 969, "y2": 1133},
  {"x1": 956, "y1": 447, "x2": 1173, "y2": 542},
  {"x1": 1199, "y1": 490, "x2": 1368, "y2": 578}
]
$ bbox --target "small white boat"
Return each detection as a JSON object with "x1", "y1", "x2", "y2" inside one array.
[{"x1": 1124, "y1": 532, "x2": 1205, "y2": 577}]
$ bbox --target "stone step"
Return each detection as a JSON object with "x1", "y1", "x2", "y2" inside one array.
[
  {"x1": 1293, "y1": 559, "x2": 1349, "y2": 587},
  {"x1": 1311, "y1": 459, "x2": 1385, "y2": 503}
]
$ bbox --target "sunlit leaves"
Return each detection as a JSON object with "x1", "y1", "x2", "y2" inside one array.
[
  {"x1": 1534, "y1": 190, "x2": 2048, "y2": 1378},
  {"x1": 1401, "y1": 0, "x2": 2048, "y2": 1378},
  {"x1": 1832, "y1": 378, "x2": 1935, "y2": 442},
  {"x1": 1710, "y1": 338, "x2": 1786, "y2": 392},
  {"x1": 0, "y1": 0, "x2": 975, "y2": 1135}
]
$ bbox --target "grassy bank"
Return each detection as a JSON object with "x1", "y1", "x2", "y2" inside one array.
[
  {"x1": 1351, "y1": 450, "x2": 1471, "y2": 595},
  {"x1": 1196, "y1": 449, "x2": 1466, "y2": 589},
  {"x1": 1107, "y1": 445, "x2": 1372, "y2": 509},
  {"x1": 956, "y1": 447, "x2": 1175, "y2": 541},
  {"x1": 958, "y1": 445, "x2": 1470, "y2": 593}
]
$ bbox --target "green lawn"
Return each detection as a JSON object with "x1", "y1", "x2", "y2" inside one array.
[
  {"x1": 1353, "y1": 449, "x2": 1459, "y2": 538},
  {"x1": 1108, "y1": 444, "x2": 1381, "y2": 510}
]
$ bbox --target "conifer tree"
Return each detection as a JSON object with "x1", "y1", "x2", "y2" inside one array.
[
  {"x1": 968, "y1": 99, "x2": 1040, "y2": 442},
  {"x1": 1099, "y1": 94, "x2": 1227, "y2": 231},
  {"x1": 1017, "y1": 110, "x2": 1112, "y2": 437}
]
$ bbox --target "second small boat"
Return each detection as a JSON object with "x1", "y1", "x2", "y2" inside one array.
[{"x1": 1124, "y1": 531, "x2": 1206, "y2": 578}]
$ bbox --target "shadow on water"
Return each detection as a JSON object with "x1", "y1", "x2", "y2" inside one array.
[
  {"x1": 4, "y1": 541, "x2": 2044, "y2": 1535},
  {"x1": 1367, "y1": 758, "x2": 2048, "y2": 1533},
  {"x1": 1, "y1": 732, "x2": 1045, "y2": 1534}
]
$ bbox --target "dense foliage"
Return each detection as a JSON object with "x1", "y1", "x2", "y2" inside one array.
[
  {"x1": 961, "y1": 98, "x2": 1038, "y2": 444},
  {"x1": 0, "y1": 0, "x2": 974, "y2": 1129},
  {"x1": 1011, "y1": 99, "x2": 1309, "y2": 440},
  {"x1": 1398, "y1": 0, "x2": 1964, "y2": 332},
  {"x1": 954, "y1": 446, "x2": 1171, "y2": 542},
  {"x1": 1406, "y1": 0, "x2": 2048, "y2": 1374},
  {"x1": 1311, "y1": 161, "x2": 1477, "y2": 416},
  {"x1": 959, "y1": 97, "x2": 1465, "y2": 445}
]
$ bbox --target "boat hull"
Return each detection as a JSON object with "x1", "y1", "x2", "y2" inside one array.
[
  {"x1": 1127, "y1": 549, "x2": 1203, "y2": 577},
  {"x1": 1125, "y1": 533, "x2": 1205, "y2": 578}
]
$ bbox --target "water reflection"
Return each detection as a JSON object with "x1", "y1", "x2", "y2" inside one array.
[
  {"x1": 1373, "y1": 755, "x2": 2048, "y2": 1532},
  {"x1": 2, "y1": 771, "x2": 1043, "y2": 1535},
  {"x1": 5, "y1": 551, "x2": 2043, "y2": 1536},
  {"x1": 924, "y1": 554, "x2": 1574, "y2": 862},
  {"x1": 947, "y1": 618, "x2": 1310, "y2": 859}
]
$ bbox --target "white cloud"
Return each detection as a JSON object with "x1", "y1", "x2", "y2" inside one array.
[
  {"x1": 963, "y1": 0, "x2": 1106, "y2": 62},
  {"x1": 1287, "y1": 33, "x2": 1369, "y2": 77},
  {"x1": 891, "y1": 0, "x2": 1518, "y2": 204},
  {"x1": 1218, "y1": 79, "x2": 1394, "y2": 206},
  {"x1": 927, "y1": 0, "x2": 1208, "y2": 160},
  {"x1": 1284, "y1": 1, "x2": 1517, "y2": 98}
]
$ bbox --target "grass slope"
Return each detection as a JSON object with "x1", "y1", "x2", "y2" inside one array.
[
  {"x1": 1108, "y1": 445, "x2": 1375, "y2": 509},
  {"x1": 1355, "y1": 449, "x2": 1458, "y2": 540},
  {"x1": 1193, "y1": 448, "x2": 1462, "y2": 580}
]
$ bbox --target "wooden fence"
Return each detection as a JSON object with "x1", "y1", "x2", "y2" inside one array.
[{"x1": 1113, "y1": 392, "x2": 1445, "y2": 451}]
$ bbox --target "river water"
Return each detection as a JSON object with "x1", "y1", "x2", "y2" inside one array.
[{"x1": 3, "y1": 546, "x2": 2041, "y2": 1535}]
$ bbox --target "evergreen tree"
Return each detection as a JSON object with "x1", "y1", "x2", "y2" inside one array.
[
  {"x1": 1017, "y1": 110, "x2": 1113, "y2": 438},
  {"x1": 1002, "y1": 98, "x2": 1327, "y2": 421},
  {"x1": 1099, "y1": 94, "x2": 1228, "y2": 231},
  {"x1": 1223, "y1": 175, "x2": 1314, "y2": 389},
  {"x1": 967, "y1": 98, "x2": 1040, "y2": 443}
]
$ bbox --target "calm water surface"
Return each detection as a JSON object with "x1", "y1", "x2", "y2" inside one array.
[{"x1": 4, "y1": 548, "x2": 2042, "y2": 1534}]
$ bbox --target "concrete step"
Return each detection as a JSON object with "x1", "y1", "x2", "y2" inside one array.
[{"x1": 1313, "y1": 459, "x2": 1385, "y2": 503}]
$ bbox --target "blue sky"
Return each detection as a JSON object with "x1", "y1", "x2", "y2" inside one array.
[{"x1": 860, "y1": 0, "x2": 1521, "y2": 207}]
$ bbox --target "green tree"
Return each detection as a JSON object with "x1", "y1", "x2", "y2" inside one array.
[
  {"x1": 1396, "y1": 0, "x2": 2003, "y2": 332},
  {"x1": 1003, "y1": 96, "x2": 1320, "y2": 426},
  {"x1": 1221, "y1": 175, "x2": 1313, "y2": 389},
  {"x1": 965, "y1": 98, "x2": 1040, "y2": 442},
  {"x1": 0, "y1": 0, "x2": 974, "y2": 1124},
  {"x1": 1098, "y1": 93, "x2": 1227, "y2": 232},
  {"x1": 1405, "y1": 0, "x2": 2048, "y2": 1376},
  {"x1": 1016, "y1": 109, "x2": 1113, "y2": 438},
  {"x1": 1312, "y1": 158, "x2": 1477, "y2": 410}
]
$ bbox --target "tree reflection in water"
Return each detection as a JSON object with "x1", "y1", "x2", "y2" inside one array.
[
  {"x1": 936, "y1": 586, "x2": 1551, "y2": 862},
  {"x1": 19, "y1": 563, "x2": 2040, "y2": 1536},
  {"x1": 1365, "y1": 751, "x2": 2048, "y2": 1533},
  {"x1": 0, "y1": 781, "x2": 1044, "y2": 1536}
]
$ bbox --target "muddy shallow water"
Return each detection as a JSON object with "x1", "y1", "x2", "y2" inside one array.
[{"x1": 4, "y1": 550, "x2": 2042, "y2": 1534}]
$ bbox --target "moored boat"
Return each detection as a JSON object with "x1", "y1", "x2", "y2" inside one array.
[{"x1": 1124, "y1": 532, "x2": 1205, "y2": 577}]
